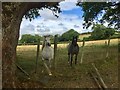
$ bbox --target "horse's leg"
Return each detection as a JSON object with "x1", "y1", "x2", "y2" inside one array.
[
  {"x1": 75, "y1": 54, "x2": 77, "y2": 65},
  {"x1": 49, "y1": 59, "x2": 51, "y2": 68},
  {"x1": 42, "y1": 58, "x2": 44, "y2": 73},
  {"x1": 44, "y1": 59, "x2": 52, "y2": 76},
  {"x1": 68, "y1": 53, "x2": 70, "y2": 64},
  {"x1": 71, "y1": 54, "x2": 73, "y2": 67}
]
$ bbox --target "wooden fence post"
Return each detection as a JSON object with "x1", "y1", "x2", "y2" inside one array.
[
  {"x1": 82, "y1": 38, "x2": 85, "y2": 47},
  {"x1": 106, "y1": 36, "x2": 111, "y2": 58},
  {"x1": 35, "y1": 38, "x2": 40, "y2": 73},
  {"x1": 53, "y1": 35, "x2": 57, "y2": 70},
  {"x1": 80, "y1": 38, "x2": 85, "y2": 64}
]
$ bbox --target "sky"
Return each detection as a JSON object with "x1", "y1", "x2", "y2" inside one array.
[{"x1": 19, "y1": 0, "x2": 93, "y2": 39}]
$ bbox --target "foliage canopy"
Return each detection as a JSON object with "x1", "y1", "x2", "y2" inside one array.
[
  {"x1": 20, "y1": 34, "x2": 42, "y2": 44},
  {"x1": 77, "y1": 2, "x2": 120, "y2": 29},
  {"x1": 90, "y1": 24, "x2": 115, "y2": 40},
  {"x1": 59, "y1": 29, "x2": 80, "y2": 41}
]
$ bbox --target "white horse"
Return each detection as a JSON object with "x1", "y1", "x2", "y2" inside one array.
[{"x1": 41, "y1": 35, "x2": 54, "y2": 75}]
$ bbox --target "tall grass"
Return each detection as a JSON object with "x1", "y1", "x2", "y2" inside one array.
[{"x1": 16, "y1": 40, "x2": 118, "y2": 88}]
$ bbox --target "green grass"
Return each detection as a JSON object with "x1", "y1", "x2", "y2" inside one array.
[{"x1": 16, "y1": 44, "x2": 118, "y2": 88}]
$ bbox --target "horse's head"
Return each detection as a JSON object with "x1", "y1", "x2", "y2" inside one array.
[
  {"x1": 72, "y1": 36, "x2": 78, "y2": 46},
  {"x1": 44, "y1": 35, "x2": 51, "y2": 46}
]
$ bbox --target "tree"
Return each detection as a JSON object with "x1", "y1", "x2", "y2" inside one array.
[
  {"x1": 91, "y1": 24, "x2": 105, "y2": 40},
  {"x1": 104, "y1": 28, "x2": 115, "y2": 38},
  {"x1": 77, "y1": 2, "x2": 120, "y2": 29},
  {"x1": 59, "y1": 29, "x2": 80, "y2": 41},
  {"x1": 2, "y1": 2, "x2": 60, "y2": 88},
  {"x1": 20, "y1": 34, "x2": 35, "y2": 43},
  {"x1": 20, "y1": 34, "x2": 42, "y2": 44},
  {"x1": 90, "y1": 24, "x2": 115, "y2": 40},
  {"x1": 34, "y1": 34, "x2": 42, "y2": 42}
]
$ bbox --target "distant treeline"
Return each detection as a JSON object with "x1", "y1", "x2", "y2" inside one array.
[
  {"x1": 18, "y1": 24, "x2": 120, "y2": 45},
  {"x1": 18, "y1": 29, "x2": 80, "y2": 45}
]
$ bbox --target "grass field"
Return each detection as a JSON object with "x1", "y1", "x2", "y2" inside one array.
[{"x1": 16, "y1": 39, "x2": 118, "y2": 88}]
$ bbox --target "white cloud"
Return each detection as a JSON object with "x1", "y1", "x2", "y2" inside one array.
[
  {"x1": 38, "y1": 8, "x2": 58, "y2": 21},
  {"x1": 58, "y1": 23, "x2": 64, "y2": 26},
  {"x1": 59, "y1": 0, "x2": 79, "y2": 11},
  {"x1": 74, "y1": 25, "x2": 80, "y2": 28}
]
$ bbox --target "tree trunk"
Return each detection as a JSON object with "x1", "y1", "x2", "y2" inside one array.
[{"x1": 2, "y1": 15, "x2": 22, "y2": 88}]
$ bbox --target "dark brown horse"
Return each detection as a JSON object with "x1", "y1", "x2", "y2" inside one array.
[{"x1": 68, "y1": 36, "x2": 79, "y2": 66}]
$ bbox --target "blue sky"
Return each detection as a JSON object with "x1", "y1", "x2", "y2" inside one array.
[
  {"x1": 62, "y1": 8, "x2": 83, "y2": 19},
  {"x1": 19, "y1": 0, "x2": 92, "y2": 39}
]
